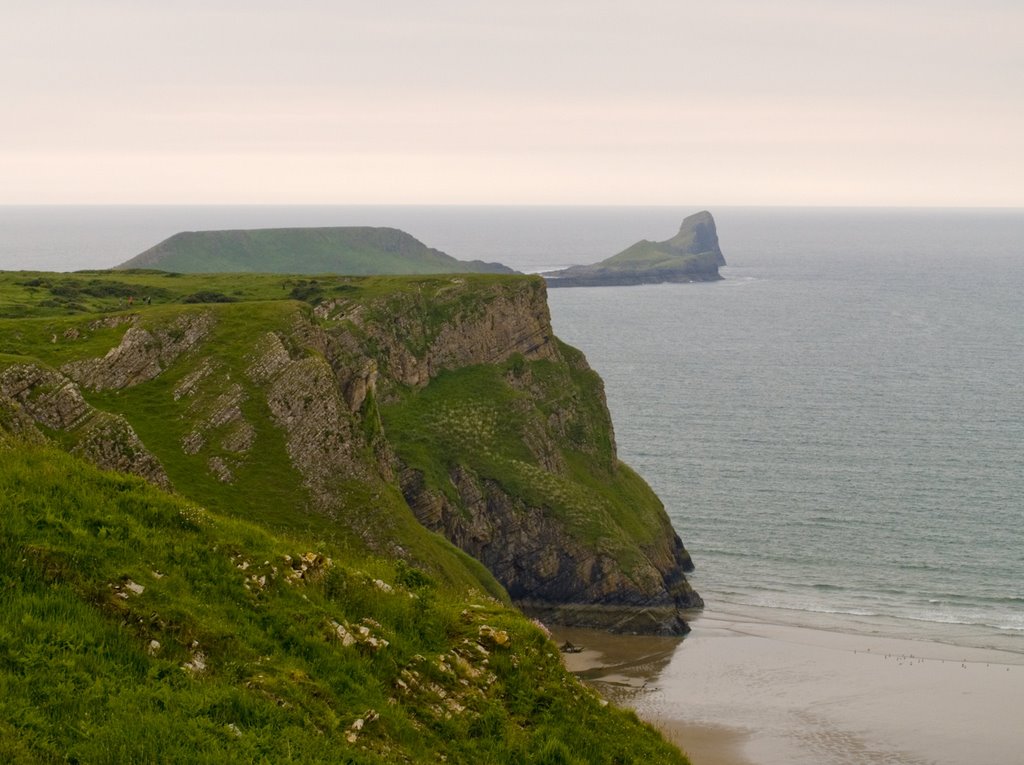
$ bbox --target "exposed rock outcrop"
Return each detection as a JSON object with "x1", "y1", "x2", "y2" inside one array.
[
  {"x1": 0, "y1": 364, "x2": 170, "y2": 489},
  {"x1": 327, "y1": 280, "x2": 558, "y2": 391},
  {"x1": 62, "y1": 312, "x2": 215, "y2": 391},
  {"x1": 247, "y1": 331, "x2": 375, "y2": 511},
  {"x1": 401, "y1": 465, "x2": 701, "y2": 634},
  {"x1": 351, "y1": 277, "x2": 702, "y2": 633},
  {"x1": 0, "y1": 393, "x2": 47, "y2": 446}
]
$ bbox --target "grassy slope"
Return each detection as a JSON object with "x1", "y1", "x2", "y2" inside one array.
[
  {"x1": 0, "y1": 270, "x2": 677, "y2": 583},
  {"x1": 115, "y1": 228, "x2": 511, "y2": 275},
  {"x1": 595, "y1": 241, "x2": 719, "y2": 272},
  {"x1": 0, "y1": 442, "x2": 688, "y2": 764}
]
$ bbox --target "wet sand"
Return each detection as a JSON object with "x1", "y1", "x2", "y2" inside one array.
[{"x1": 551, "y1": 607, "x2": 1024, "y2": 765}]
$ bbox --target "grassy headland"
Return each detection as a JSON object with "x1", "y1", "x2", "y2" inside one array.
[
  {"x1": 0, "y1": 268, "x2": 696, "y2": 762},
  {"x1": 115, "y1": 227, "x2": 514, "y2": 275}
]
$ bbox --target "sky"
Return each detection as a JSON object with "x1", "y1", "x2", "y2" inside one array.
[{"x1": 2, "y1": 0, "x2": 1022, "y2": 206}]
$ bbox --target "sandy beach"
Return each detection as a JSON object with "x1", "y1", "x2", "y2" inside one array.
[{"x1": 552, "y1": 607, "x2": 1024, "y2": 765}]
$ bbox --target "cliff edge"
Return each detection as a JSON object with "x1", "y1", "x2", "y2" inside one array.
[{"x1": 0, "y1": 270, "x2": 701, "y2": 634}]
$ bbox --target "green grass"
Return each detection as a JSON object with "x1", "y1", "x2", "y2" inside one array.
[
  {"x1": 597, "y1": 241, "x2": 721, "y2": 272},
  {"x1": 116, "y1": 227, "x2": 513, "y2": 275},
  {"x1": 0, "y1": 269, "x2": 524, "y2": 321},
  {"x1": 0, "y1": 270, "x2": 676, "y2": 586},
  {"x1": 0, "y1": 272, "x2": 549, "y2": 593},
  {"x1": 0, "y1": 442, "x2": 688, "y2": 764}
]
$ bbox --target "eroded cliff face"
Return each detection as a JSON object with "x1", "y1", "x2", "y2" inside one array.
[
  {"x1": 356, "y1": 279, "x2": 703, "y2": 633},
  {"x1": 0, "y1": 275, "x2": 700, "y2": 633},
  {"x1": 61, "y1": 312, "x2": 215, "y2": 391},
  {"x1": 401, "y1": 465, "x2": 701, "y2": 634},
  {"x1": 314, "y1": 280, "x2": 558, "y2": 390}
]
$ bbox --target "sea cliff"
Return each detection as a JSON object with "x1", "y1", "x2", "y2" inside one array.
[
  {"x1": 0, "y1": 269, "x2": 697, "y2": 761},
  {"x1": 0, "y1": 271, "x2": 700, "y2": 633}
]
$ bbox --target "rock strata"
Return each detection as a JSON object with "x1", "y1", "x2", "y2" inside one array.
[
  {"x1": 248, "y1": 332, "x2": 375, "y2": 510},
  {"x1": 344, "y1": 281, "x2": 558, "y2": 391},
  {"x1": 62, "y1": 312, "x2": 215, "y2": 391},
  {"x1": 0, "y1": 364, "x2": 170, "y2": 489}
]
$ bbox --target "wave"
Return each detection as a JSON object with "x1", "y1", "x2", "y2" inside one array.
[
  {"x1": 921, "y1": 593, "x2": 1024, "y2": 607},
  {"x1": 896, "y1": 611, "x2": 1024, "y2": 633},
  {"x1": 711, "y1": 592, "x2": 881, "y2": 618},
  {"x1": 708, "y1": 589, "x2": 1024, "y2": 636}
]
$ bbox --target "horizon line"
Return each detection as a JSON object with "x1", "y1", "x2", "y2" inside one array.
[{"x1": 2, "y1": 203, "x2": 1023, "y2": 211}]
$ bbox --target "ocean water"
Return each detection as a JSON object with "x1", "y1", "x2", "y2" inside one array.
[
  {"x1": 2, "y1": 205, "x2": 1022, "y2": 654},
  {"x1": 546, "y1": 208, "x2": 1024, "y2": 655}
]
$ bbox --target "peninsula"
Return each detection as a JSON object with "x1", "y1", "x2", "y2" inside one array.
[
  {"x1": 544, "y1": 210, "x2": 725, "y2": 287},
  {"x1": 116, "y1": 226, "x2": 514, "y2": 275}
]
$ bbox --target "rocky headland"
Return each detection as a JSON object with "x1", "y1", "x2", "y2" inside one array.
[
  {"x1": 0, "y1": 268, "x2": 701, "y2": 761},
  {"x1": 545, "y1": 210, "x2": 725, "y2": 287},
  {"x1": 0, "y1": 270, "x2": 701, "y2": 635}
]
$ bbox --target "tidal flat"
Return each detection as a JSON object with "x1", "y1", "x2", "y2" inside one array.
[{"x1": 553, "y1": 607, "x2": 1024, "y2": 765}]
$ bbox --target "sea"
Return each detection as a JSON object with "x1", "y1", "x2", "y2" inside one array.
[{"x1": 2, "y1": 205, "x2": 1022, "y2": 656}]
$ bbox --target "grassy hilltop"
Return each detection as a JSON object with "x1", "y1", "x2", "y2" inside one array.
[
  {"x1": 115, "y1": 227, "x2": 514, "y2": 275},
  {"x1": 0, "y1": 269, "x2": 693, "y2": 764}
]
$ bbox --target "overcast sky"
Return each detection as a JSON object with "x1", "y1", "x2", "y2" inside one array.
[{"x1": 3, "y1": 0, "x2": 1022, "y2": 206}]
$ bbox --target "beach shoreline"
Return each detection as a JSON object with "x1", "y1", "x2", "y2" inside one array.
[{"x1": 551, "y1": 606, "x2": 1024, "y2": 765}]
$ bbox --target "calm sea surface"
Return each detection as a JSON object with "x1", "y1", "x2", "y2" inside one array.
[{"x1": 2, "y1": 205, "x2": 1022, "y2": 653}]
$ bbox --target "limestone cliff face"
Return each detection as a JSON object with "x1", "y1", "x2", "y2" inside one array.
[
  {"x1": 401, "y1": 465, "x2": 701, "y2": 634},
  {"x1": 0, "y1": 275, "x2": 701, "y2": 634},
  {"x1": 315, "y1": 280, "x2": 558, "y2": 390},
  {"x1": 349, "y1": 278, "x2": 703, "y2": 633},
  {"x1": 246, "y1": 330, "x2": 378, "y2": 512}
]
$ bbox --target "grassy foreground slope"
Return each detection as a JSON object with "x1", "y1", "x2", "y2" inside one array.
[
  {"x1": 0, "y1": 442, "x2": 688, "y2": 764},
  {"x1": 0, "y1": 268, "x2": 698, "y2": 761},
  {"x1": 115, "y1": 227, "x2": 514, "y2": 275}
]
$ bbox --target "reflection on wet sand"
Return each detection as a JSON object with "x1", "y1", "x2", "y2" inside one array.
[
  {"x1": 552, "y1": 626, "x2": 679, "y2": 695},
  {"x1": 549, "y1": 624, "x2": 753, "y2": 765}
]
